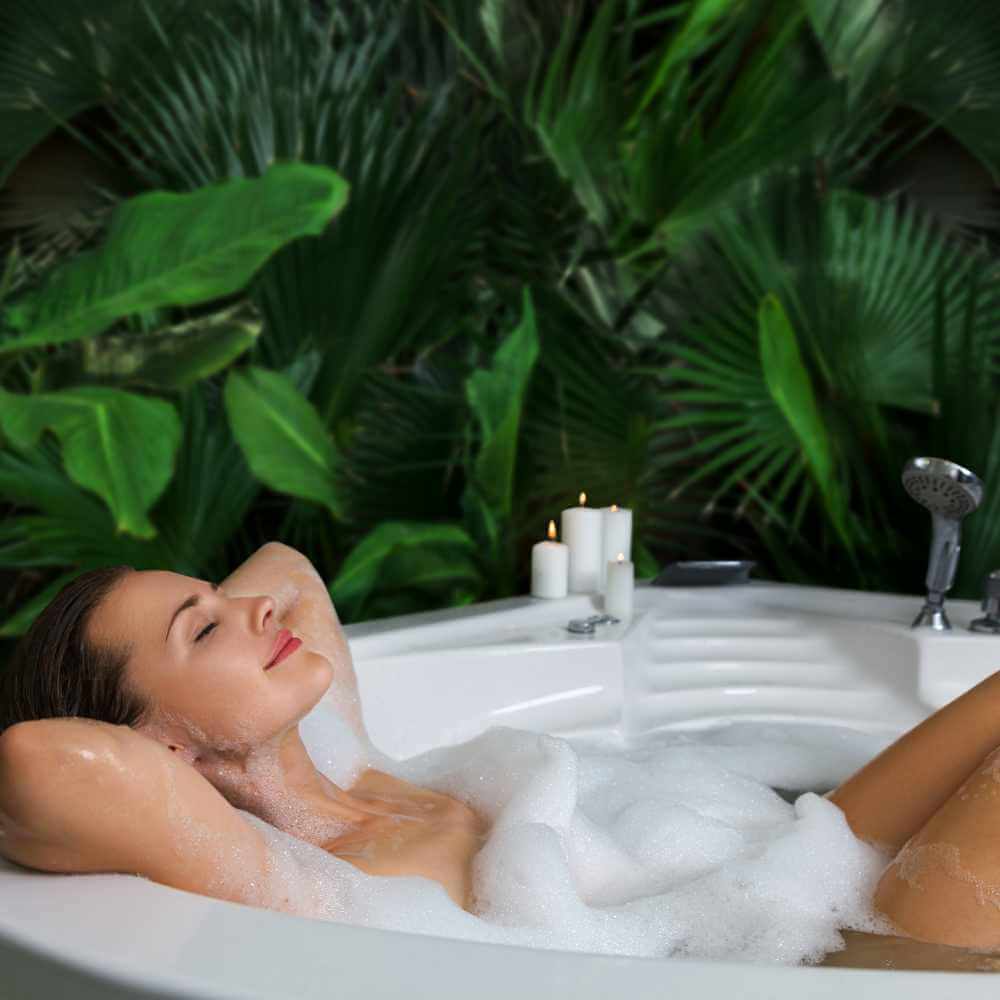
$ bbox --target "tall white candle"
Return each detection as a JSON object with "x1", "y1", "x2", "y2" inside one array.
[
  {"x1": 605, "y1": 552, "x2": 634, "y2": 620},
  {"x1": 561, "y1": 492, "x2": 603, "y2": 592},
  {"x1": 599, "y1": 504, "x2": 632, "y2": 590},
  {"x1": 531, "y1": 520, "x2": 569, "y2": 599}
]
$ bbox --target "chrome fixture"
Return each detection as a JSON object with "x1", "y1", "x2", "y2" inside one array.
[
  {"x1": 970, "y1": 571, "x2": 1000, "y2": 634},
  {"x1": 902, "y1": 457, "x2": 983, "y2": 631},
  {"x1": 566, "y1": 613, "x2": 621, "y2": 635}
]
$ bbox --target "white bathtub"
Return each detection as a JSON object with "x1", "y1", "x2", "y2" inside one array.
[{"x1": 3, "y1": 580, "x2": 1000, "y2": 998}]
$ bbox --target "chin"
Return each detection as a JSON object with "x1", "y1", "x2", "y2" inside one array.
[{"x1": 299, "y1": 650, "x2": 336, "y2": 708}]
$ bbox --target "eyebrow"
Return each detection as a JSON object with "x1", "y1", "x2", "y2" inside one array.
[{"x1": 165, "y1": 582, "x2": 219, "y2": 643}]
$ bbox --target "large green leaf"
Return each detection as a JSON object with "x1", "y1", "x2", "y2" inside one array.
[
  {"x1": 462, "y1": 289, "x2": 539, "y2": 589},
  {"x1": 329, "y1": 521, "x2": 480, "y2": 622},
  {"x1": 465, "y1": 289, "x2": 540, "y2": 521},
  {"x1": 757, "y1": 293, "x2": 849, "y2": 547},
  {"x1": 224, "y1": 365, "x2": 342, "y2": 518},
  {"x1": 0, "y1": 387, "x2": 181, "y2": 538},
  {"x1": 0, "y1": 382, "x2": 264, "y2": 636},
  {"x1": 1, "y1": 163, "x2": 349, "y2": 353}
]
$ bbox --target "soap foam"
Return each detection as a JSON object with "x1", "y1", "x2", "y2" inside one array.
[{"x1": 237, "y1": 719, "x2": 899, "y2": 965}]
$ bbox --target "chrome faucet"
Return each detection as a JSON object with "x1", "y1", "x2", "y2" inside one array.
[
  {"x1": 970, "y1": 571, "x2": 1000, "y2": 634},
  {"x1": 566, "y1": 614, "x2": 620, "y2": 635},
  {"x1": 902, "y1": 457, "x2": 983, "y2": 631}
]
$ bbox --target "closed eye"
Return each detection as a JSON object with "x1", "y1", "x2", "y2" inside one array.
[{"x1": 195, "y1": 622, "x2": 217, "y2": 643}]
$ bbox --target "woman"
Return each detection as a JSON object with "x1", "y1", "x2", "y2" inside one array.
[
  {"x1": 0, "y1": 540, "x2": 999, "y2": 955},
  {"x1": 0, "y1": 542, "x2": 484, "y2": 913}
]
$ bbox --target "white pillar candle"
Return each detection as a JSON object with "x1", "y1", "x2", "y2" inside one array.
[
  {"x1": 605, "y1": 552, "x2": 634, "y2": 620},
  {"x1": 561, "y1": 492, "x2": 603, "y2": 592},
  {"x1": 531, "y1": 520, "x2": 569, "y2": 598},
  {"x1": 599, "y1": 504, "x2": 633, "y2": 590}
]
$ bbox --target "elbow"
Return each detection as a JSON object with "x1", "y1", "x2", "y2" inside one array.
[
  {"x1": 0, "y1": 721, "x2": 57, "y2": 834},
  {"x1": 260, "y1": 541, "x2": 306, "y2": 561},
  {"x1": 0, "y1": 719, "x2": 125, "y2": 815}
]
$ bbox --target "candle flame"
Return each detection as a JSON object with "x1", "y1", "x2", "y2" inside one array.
[
  {"x1": 617, "y1": 552, "x2": 625, "y2": 562},
  {"x1": 579, "y1": 491, "x2": 587, "y2": 506},
  {"x1": 610, "y1": 503, "x2": 618, "y2": 512},
  {"x1": 547, "y1": 519, "x2": 557, "y2": 540}
]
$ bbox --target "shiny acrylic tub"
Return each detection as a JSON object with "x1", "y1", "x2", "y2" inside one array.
[{"x1": 2, "y1": 581, "x2": 999, "y2": 998}]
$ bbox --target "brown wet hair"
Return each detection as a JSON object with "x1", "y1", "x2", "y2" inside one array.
[{"x1": 0, "y1": 566, "x2": 148, "y2": 733}]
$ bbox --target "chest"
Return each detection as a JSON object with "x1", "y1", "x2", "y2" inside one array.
[{"x1": 321, "y1": 772, "x2": 486, "y2": 908}]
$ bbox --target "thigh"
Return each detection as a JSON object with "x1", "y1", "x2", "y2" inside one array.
[{"x1": 874, "y1": 745, "x2": 1000, "y2": 950}]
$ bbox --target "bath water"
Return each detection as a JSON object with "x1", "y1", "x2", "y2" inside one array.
[{"x1": 248, "y1": 695, "x2": 903, "y2": 965}]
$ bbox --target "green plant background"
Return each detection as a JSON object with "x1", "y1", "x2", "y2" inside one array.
[{"x1": 1, "y1": 0, "x2": 999, "y2": 647}]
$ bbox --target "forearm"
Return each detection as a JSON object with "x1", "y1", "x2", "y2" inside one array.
[
  {"x1": 828, "y1": 669, "x2": 1000, "y2": 853},
  {"x1": 0, "y1": 719, "x2": 280, "y2": 910}
]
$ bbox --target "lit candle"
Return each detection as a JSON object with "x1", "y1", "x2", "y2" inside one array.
[
  {"x1": 561, "y1": 492, "x2": 603, "y2": 592},
  {"x1": 531, "y1": 520, "x2": 569, "y2": 598},
  {"x1": 599, "y1": 503, "x2": 632, "y2": 590},
  {"x1": 605, "y1": 552, "x2": 634, "y2": 620}
]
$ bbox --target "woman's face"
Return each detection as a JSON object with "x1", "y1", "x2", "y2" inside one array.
[{"x1": 87, "y1": 570, "x2": 334, "y2": 754}]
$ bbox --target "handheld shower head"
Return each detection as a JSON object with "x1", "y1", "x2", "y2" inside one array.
[
  {"x1": 902, "y1": 457, "x2": 983, "y2": 519},
  {"x1": 902, "y1": 457, "x2": 983, "y2": 629}
]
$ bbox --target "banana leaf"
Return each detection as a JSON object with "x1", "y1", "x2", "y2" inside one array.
[
  {"x1": 330, "y1": 521, "x2": 481, "y2": 622},
  {"x1": 0, "y1": 386, "x2": 182, "y2": 538},
  {"x1": 2, "y1": 163, "x2": 349, "y2": 352},
  {"x1": 224, "y1": 365, "x2": 343, "y2": 519}
]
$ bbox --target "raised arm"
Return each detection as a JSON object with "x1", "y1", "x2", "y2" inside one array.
[
  {"x1": 0, "y1": 718, "x2": 291, "y2": 911},
  {"x1": 219, "y1": 542, "x2": 365, "y2": 740}
]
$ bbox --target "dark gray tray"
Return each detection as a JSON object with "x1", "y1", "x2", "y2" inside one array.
[{"x1": 652, "y1": 560, "x2": 756, "y2": 587}]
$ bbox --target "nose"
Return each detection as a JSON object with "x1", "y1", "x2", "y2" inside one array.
[{"x1": 251, "y1": 594, "x2": 275, "y2": 633}]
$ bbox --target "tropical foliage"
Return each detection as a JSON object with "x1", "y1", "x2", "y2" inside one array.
[{"x1": 1, "y1": 0, "x2": 999, "y2": 638}]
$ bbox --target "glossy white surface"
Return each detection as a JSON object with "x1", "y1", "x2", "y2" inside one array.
[{"x1": 3, "y1": 581, "x2": 1000, "y2": 998}]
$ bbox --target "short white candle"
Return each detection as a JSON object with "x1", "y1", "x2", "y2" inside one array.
[
  {"x1": 599, "y1": 504, "x2": 632, "y2": 590},
  {"x1": 605, "y1": 552, "x2": 634, "y2": 620},
  {"x1": 561, "y1": 491, "x2": 603, "y2": 592},
  {"x1": 531, "y1": 520, "x2": 569, "y2": 598}
]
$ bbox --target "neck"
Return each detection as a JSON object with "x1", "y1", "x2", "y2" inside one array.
[{"x1": 196, "y1": 726, "x2": 374, "y2": 847}]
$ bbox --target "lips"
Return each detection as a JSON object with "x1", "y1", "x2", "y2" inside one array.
[{"x1": 265, "y1": 629, "x2": 301, "y2": 670}]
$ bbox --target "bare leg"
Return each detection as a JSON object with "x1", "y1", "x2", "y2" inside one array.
[
  {"x1": 828, "y1": 669, "x2": 1000, "y2": 855},
  {"x1": 874, "y1": 746, "x2": 1000, "y2": 950}
]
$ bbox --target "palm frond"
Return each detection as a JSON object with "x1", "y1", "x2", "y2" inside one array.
[
  {"x1": 809, "y1": 0, "x2": 1000, "y2": 193},
  {"x1": 642, "y1": 177, "x2": 1000, "y2": 588},
  {"x1": 0, "y1": 0, "x2": 223, "y2": 185},
  {"x1": 524, "y1": 0, "x2": 834, "y2": 254}
]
